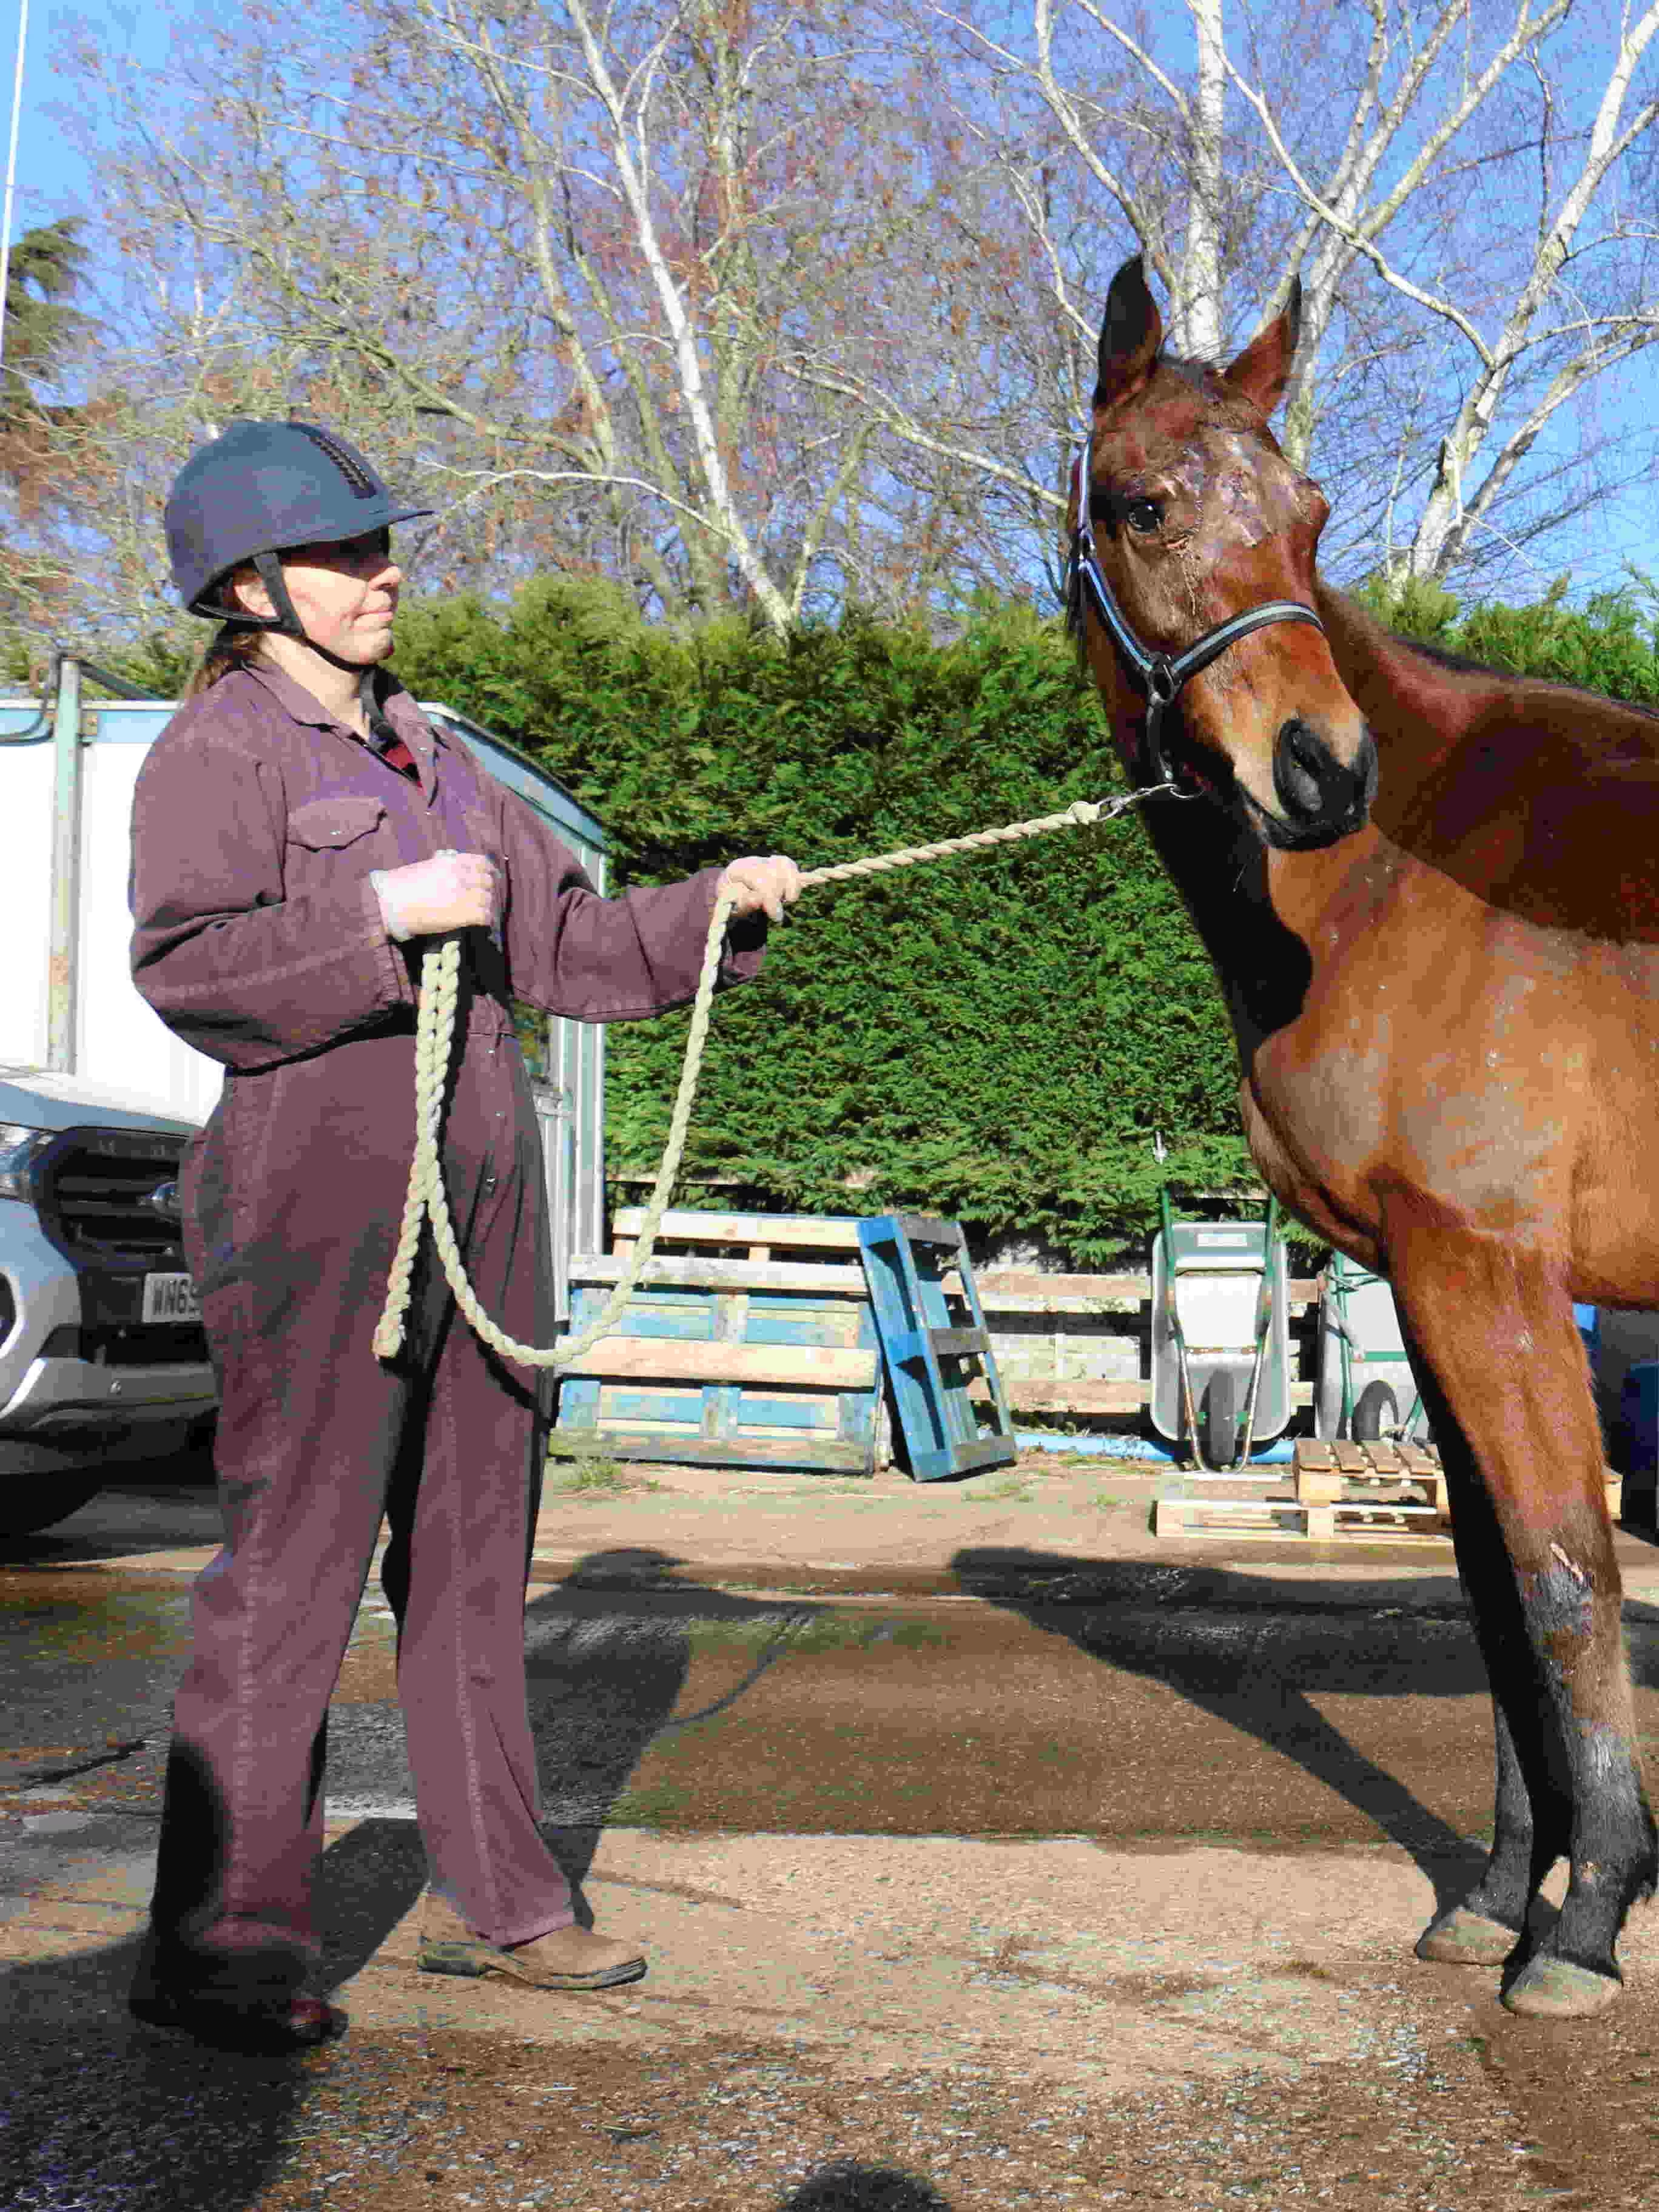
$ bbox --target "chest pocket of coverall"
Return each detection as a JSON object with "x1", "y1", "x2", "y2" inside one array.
[
  {"x1": 285, "y1": 794, "x2": 388, "y2": 853},
  {"x1": 284, "y1": 795, "x2": 391, "y2": 916}
]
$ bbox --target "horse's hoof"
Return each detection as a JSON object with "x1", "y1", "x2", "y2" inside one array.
[
  {"x1": 1502, "y1": 1955, "x2": 1621, "y2": 2019},
  {"x1": 1415, "y1": 1908, "x2": 1521, "y2": 1966}
]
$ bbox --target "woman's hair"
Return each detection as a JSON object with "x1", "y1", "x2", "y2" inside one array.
[
  {"x1": 184, "y1": 622, "x2": 266, "y2": 698},
  {"x1": 183, "y1": 563, "x2": 266, "y2": 698}
]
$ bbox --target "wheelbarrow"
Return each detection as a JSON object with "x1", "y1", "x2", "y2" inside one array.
[
  {"x1": 1314, "y1": 1251, "x2": 1431, "y2": 1443},
  {"x1": 1149, "y1": 1189, "x2": 1291, "y2": 1470}
]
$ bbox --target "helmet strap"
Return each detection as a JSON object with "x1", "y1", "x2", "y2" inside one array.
[
  {"x1": 251, "y1": 550, "x2": 306, "y2": 642},
  {"x1": 246, "y1": 549, "x2": 386, "y2": 674}
]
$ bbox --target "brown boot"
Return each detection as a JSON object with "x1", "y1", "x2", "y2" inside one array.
[{"x1": 416, "y1": 1892, "x2": 646, "y2": 1990}]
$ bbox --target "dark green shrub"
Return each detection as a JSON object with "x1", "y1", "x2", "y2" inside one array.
[
  {"x1": 104, "y1": 571, "x2": 1654, "y2": 1264},
  {"x1": 391, "y1": 584, "x2": 1257, "y2": 1261}
]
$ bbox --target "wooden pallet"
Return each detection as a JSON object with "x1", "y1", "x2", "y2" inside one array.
[
  {"x1": 1154, "y1": 1439, "x2": 1624, "y2": 1542},
  {"x1": 1155, "y1": 1438, "x2": 1449, "y2": 1544},
  {"x1": 858, "y1": 1216, "x2": 1017, "y2": 1481},
  {"x1": 554, "y1": 1210, "x2": 884, "y2": 1474}
]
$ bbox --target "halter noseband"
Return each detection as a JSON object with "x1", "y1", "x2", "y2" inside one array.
[{"x1": 1066, "y1": 431, "x2": 1327, "y2": 794}]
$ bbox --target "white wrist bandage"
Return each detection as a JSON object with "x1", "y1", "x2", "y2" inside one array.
[{"x1": 369, "y1": 869, "x2": 413, "y2": 942}]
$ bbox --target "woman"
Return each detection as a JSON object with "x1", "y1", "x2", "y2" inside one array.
[{"x1": 129, "y1": 419, "x2": 799, "y2": 2052}]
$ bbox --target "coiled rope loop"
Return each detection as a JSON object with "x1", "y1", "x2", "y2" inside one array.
[{"x1": 372, "y1": 785, "x2": 1169, "y2": 1368}]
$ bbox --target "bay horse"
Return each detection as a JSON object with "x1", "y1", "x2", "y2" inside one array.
[{"x1": 1070, "y1": 253, "x2": 1659, "y2": 2019}]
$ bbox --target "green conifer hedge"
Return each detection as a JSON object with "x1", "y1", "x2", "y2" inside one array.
[
  {"x1": 93, "y1": 570, "x2": 1633, "y2": 1264},
  {"x1": 390, "y1": 582, "x2": 1250, "y2": 1261},
  {"x1": 385, "y1": 574, "x2": 1659, "y2": 1261}
]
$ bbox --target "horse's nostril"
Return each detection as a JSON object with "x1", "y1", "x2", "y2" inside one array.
[{"x1": 1274, "y1": 719, "x2": 1330, "y2": 818}]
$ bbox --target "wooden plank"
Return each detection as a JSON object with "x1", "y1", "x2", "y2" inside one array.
[
  {"x1": 1295, "y1": 1468, "x2": 1344, "y2": 1507},
  {"x1": 1153, "y1": 1494, "x2": 1193, "y2": 1538},
  {"x1": 990, "y1": 1378, "x2": 1316, "y2": 1413},
  {"x1": 966, "y1": 1270, "x2": 1321, "y2": 1311},
  {"x1": 1000, "y1": 1379, "x2": 1145, "y2": 1413},
  {"x1": 560, "y1": 1432, "x2": 876, "y2": 1474},
  {"x1": 611, "y1": 1208, "x2": 863, "y2": 1251},
  {"x1": 972, "y1": 1271, "x2": 1151, "y2": 1303},
  {"x1": 568, "y1": 1338, "x2": 878, "y2": 1389},
  {"x1": 1156, "y1": 1479, "x2": 1453, "y2": 1544},
  {"x1": 1296, "y1": 1440, "x2": 1336, "y2": 1471},
  {"x1": 856, "y1": 1215, "x2": 1017, "y2": 1481},
  {"x1": 928, "y1": 1326, "x2": 989, "y2": 1359},
  {"x1": 571, "y1": 1255, "x2": 868, "y2": 1295}
]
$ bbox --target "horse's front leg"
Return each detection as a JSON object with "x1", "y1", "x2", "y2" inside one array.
[{"x1": 1388, "y1": 1223, "x2": 1656, "y2": 2017}]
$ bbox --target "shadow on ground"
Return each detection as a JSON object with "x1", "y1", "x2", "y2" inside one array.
[
  {"x1": 0, "y1": 1546, "x2": 822, "y2": 2209},
  {"x1": 951, "y1": 1544, "x2": 1496, "y2": 1914},
  {"x1": 0, "y1": 1920, "x2": 320, "y2": 2210},
  {"x1": 522, "y1": 1545, "x2": 827, "y2": 1894},
  {"x1": 778, "y1": 2165, "x2": 954, "y2": 2209}
]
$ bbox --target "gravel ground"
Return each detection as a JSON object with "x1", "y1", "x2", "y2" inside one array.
[
  {"x1": 3, "y1": 2017, "x2": 1654, "y2": 2212},
  {"x1": 9, "y1": 1969, "x2": 1659, "y2": 2211},
  {"x1": 10, "y1": 1466, "x2": 1659, "y2": 2208}
]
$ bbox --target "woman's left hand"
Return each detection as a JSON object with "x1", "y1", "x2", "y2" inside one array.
[{"x1": 719, "y1": 855, "x2": 803, "y2": 924}]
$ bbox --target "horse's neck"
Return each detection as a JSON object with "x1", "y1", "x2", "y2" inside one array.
[
  {"x1": 1311, "y1": 582, "x2": 1483, "y2": 791},
  {"x1": 1139, "y1": 794, "x2": 1328, "y2": 1070},
  {"x1": 1313, "y1": 576, "x2": 1659, "y2": 943}
]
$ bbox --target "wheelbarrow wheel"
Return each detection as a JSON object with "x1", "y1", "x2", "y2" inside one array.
[
  {"x1": 1352, "y1": 1380, "x2": 1399, "y2": 1444},
  {"x1": 1202, "y1": 1371, "x2": 1237, "y2": 1469}
]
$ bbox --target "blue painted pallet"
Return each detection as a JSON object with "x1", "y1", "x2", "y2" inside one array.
[
  {"x1": 856, "y1": 1215, "x2": 1017, "y2": 1482},
  {"x1": 554, "y1": 1212, "x2": 883, "y2": 1474}
]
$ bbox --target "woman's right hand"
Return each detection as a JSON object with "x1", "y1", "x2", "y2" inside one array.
[{"x1": 371, "y1": 850, "x2": 500, "y2": 941}]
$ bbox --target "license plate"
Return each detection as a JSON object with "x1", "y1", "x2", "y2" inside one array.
[{"x1": 142, "y1": 1272, "x2": 201, "y2": 1323}]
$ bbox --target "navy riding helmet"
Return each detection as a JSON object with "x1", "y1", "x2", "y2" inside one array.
[{"x1": 164, "y1": 419, "x2": 431, "y2": 656}]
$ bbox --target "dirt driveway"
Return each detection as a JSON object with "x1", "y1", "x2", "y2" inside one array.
[{"x1": 5, "y1": 1450, "x2": 1659, "y2": 2209}]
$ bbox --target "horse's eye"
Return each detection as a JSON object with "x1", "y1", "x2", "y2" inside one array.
[{"x1": 1125, "y1": 499, "x2": 1162, "y2": 535}]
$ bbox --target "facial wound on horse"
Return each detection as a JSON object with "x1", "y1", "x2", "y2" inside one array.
[{"x1": 1069, "y1": 251, "x2": 1659, "y2": 2019}]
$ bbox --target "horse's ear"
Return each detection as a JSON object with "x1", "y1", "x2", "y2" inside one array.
[
  {"x1": 1095, "y1": 255, "x2": 1163, "y2": 411},
  {"x1": 1223, "y1": 275, "x2": 1302, "y2": 418}
]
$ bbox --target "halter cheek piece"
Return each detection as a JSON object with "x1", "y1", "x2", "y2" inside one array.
[{"x1": 1065, "y1": 432, "x2": 1327, "y2": 795}]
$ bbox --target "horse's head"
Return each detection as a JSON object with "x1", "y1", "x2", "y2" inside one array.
[{"x1": 1069, "y1": 256, "x2": 1375, "y2": 852}]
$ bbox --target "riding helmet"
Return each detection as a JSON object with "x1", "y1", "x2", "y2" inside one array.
[{"x1": 165, "y1": 420, "x2": 431, "y2": 620}]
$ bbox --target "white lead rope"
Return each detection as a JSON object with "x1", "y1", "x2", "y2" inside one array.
[{"x1": 371, "y1": 784, "x2": 1174, "y2": 1370}]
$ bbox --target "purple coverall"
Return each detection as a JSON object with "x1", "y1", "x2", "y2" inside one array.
[{"x1": 129, "y1": 659, "x2": 763, "y2": 1993}]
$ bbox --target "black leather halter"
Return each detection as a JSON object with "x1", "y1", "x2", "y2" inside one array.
[{"x1": 1066, "y1": 431, "x2": 1327, "y2": 793}]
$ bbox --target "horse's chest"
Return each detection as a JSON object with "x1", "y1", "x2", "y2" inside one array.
[{"x1": 1250, "y1": 948, "x2": 1580, "y2": 1233}]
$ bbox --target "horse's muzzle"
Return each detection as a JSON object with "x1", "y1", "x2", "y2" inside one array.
[{"x1": 1264, "y1": 719, "x2": 1376, "y2": 849}]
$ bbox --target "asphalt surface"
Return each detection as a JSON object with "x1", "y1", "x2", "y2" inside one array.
[{"x1": 7, "y1": 1462, "x2": 1659, "y2": 2209}]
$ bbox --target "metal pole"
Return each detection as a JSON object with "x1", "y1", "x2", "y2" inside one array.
[
  {"x1": 47, "y1": 656, "x2": 81, "y2": 1072},
  {"x1": 1236, "y1": 1192, "x2": 1277, "y2": 1469},
  {"x1": 0, "y1": 0, "x2": 30, "y2": 381},
  {"x1": 1159, "y1": 1183, "x2": 1205, "y2": 1470}
]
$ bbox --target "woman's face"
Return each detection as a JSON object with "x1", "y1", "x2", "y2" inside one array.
[{"x1": 234, "y1": 529, "x2": 403, "y2": 663}]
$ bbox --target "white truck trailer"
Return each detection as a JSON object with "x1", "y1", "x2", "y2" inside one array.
[{"x1": 0, "y1": 658, "x2": 607, "y2": 1533}]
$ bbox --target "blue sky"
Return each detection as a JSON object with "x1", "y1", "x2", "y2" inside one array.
[
  {"x1": 7, "y1": 0, "x2": 1658, "y2": 603},
  {"x1": 7, "y1": 0, "x2": 169, "y2": 228}
]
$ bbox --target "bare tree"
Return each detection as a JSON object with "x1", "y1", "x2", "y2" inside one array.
[
  {"x1": 11, "y1": 0, "x2": 1657, "y2": 650},
  {"x1": 841, "y1": 0, "x2": 1659, "y2": 590},
  {"x1": 20, "y1": 0, "x2": 1001, "y2": 643}
]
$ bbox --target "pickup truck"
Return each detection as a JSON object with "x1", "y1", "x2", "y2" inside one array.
[{"x1": 0, "y1": 1067, "x2": 215, "y2": 1535}]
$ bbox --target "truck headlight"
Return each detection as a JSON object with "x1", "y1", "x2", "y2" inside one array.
[{"x1": 0, "y1": 1124, "x2": 57, "y2": 1202}]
